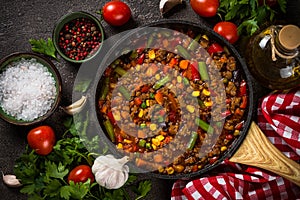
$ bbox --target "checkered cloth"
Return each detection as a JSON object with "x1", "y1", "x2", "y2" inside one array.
[{"x1": 171, "y1": 87, "x2": 300, "y2": 200}]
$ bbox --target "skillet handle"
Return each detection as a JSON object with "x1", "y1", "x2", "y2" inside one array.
[{"x1": 229, "y1": 121, "x2": 300, "y2": 187}]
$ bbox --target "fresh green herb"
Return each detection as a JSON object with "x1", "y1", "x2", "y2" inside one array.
[
  {"x1": 29, "y1": 38, "x2": 58, "y2": 60},
  {"x1": 218, "y1": 0, "x2": 287, "y2": 36},
  {"x1": 14, "y1": 113, "x2": 152, "y2": 199},
  {"x1": 132, "y1": 180, "x2": 152, "y2": 200}
]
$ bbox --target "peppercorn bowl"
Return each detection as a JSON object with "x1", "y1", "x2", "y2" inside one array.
[
  {"x1": 53, "y1": 11, "x2": 104, "y2": 63},
  {"x1": 0, "y1": 52, "x2": 62, "y2": 126}
]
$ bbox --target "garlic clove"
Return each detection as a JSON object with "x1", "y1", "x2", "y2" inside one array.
[
  {"x1": 92, "y1": 155, "x2": 130, "y2": 189},
  {"x1": 62, "y1": 96, "x2": 87, "y2": 115},
  {"x1": 159, "y1": 0, "x2": 183, "y2": 15},
  {"x1": 2, "y1": 172, "x2": 22, "y2": 188}
]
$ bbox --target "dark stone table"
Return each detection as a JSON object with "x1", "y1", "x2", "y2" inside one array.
[{"x1": 0, "y1": 0, "x2": 298, "y2": 199}]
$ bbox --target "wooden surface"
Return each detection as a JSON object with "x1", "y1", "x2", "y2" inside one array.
[{"x1": 230, "y1": 122, "x2": 300, "y2": 187}]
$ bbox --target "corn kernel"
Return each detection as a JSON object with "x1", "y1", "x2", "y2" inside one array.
[
  {"x1": 220, "y1": 146, "x2": 227, "y2": 152},
  {"x1": 135, "y1": 64, "x2": 141, "y2": 71},
  {"x1": 113, "y1": 110, "x2": 121, "y2": 121},
  {"x1": 117, "y1": 143, "x2": 123, "y2": 149},
  {"x1": 202, "y1": 89, "x2": 211, "y2": 96},
  {"x1": 204, "y1": 100, "x2": 213, "y2": 107},
  {"x1": 177, "y1": 76, "x2": 182, "y2": 83},
  {"x1": 146, "y1": 100, "x2": 150, "y2": 106},
  {"x1": 156, "y1": 135, "x2": 165, "y2": 141},
  {"x1": 124, "y1": 139, "x2": 132, "y2": 144},
  {"x1": 149, "y1": 50, "x2": 156, "y2": 59},
  {"x1": 138, "y1": 109, "x2": 144, "y2": 118},
  {"x1": 166, "y1": 166, "x2": 175, "y2": 174},
  {"x1": 150, "y1": 123, "x2": 157, "y2": 131},
  {"x1": 186, "y1": 105, "x2": 195, "y2": 113},
  {"x1": 192, "y1": 90, "x2": 200, "y2": 97},
  {"x1": 152, "y1": 138, "x2": 160, "y2": 146},
  {"x1": 202, "y1": 35, "x2": 209, "y2": 41},
  {"x1": 152, "y1": 144, "x2": 157, "y2": 150},
  {"x1": 155, "y1": 74, "x2": 161, "y2": 80},
  {"x1": 234, "y1": 130, "x2": 240, "y2": 136}
]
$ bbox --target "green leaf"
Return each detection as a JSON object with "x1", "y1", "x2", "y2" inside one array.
[
  {"x1": 20, "y1": 184, "x2": 37, "y2": 195},
  {"x1": 60, "y1": 185, "x2": 73, "y2": 200},
  {"x1": 43, "y1": 179, "x2": 62, "y2": 197},
  {"x1": 133, "y1": 180, "x2": 152, "y2": 200},
  {"x1": 45, "y1": 161, "x2": 69, "y2": 179},
  {"x1": 125, "y1": 175, "x2": 137, "y2": 186},
  {"x1": 29, "y1": 38, "x2": 58, "y2": 60},
  {"x1": 104, "y1": 189, "x2": 125, "y2": 200},
  {"x1": 277, "y1": 0, "x2": 287, "y2": 13},
  {"x1": 69, "y1": 181, "x2": 90, "y2": 199}
]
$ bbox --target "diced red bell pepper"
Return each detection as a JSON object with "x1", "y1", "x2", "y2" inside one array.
[
  {"x1": 137, "y1": 53, "x2": 145, "y2": 65},
  {"x1": 136, "y1": 47, "x2": 144, "y2": 54},
  {"x1": 240, "y1": 96, "x2": 247, "y2": 109},
  {"x1": 169, "y1": 58, "x2": 178, "y2": 67},
  {"x1": 191, "y1": 61, "x2": 200, "y2": 81},
  {"x1": 141, "y1": 85, "x2": 150, "y2": 93},
  {"x1": 134, "y1": 97, "x2": 142, "y2": 106},
  {"x1": 107, "y1": 111, "x2": 116, "y2": 125},
  {"x1": 116, "y1": 134, "x2": 123, "y2": 143},
  {"x1": 207, "y1": 43, "x2": 224, "y2": 55},
  {"x1": 221, "y1": 110, "x2": 231, "y2": 118},
  {"x1": 239, "y1": 80, "x2": 247, "y2": 96}
]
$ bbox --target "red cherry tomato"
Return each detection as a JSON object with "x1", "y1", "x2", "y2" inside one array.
[
  {"x1": 27, "y1": 125, "x2": 56, "y2": 156},
  {"x1": 190, "y1": 0, "x2": 219, "y2": 18},
  {"x1": 102, "y1": 1, "x2": 131, "y2": 26},
  {"x1": 68, "y1": 165, "x2": 95, "y2": 184},
  {"x1": 207, "y1": 43, "x2": 224, "y2": 55},
  {"x1": 213, "y1": 22, "x2": 239, "y2": 44}
]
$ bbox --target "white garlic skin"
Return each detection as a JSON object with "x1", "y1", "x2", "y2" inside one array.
[
  {"x1": 92, "y1": 154, "x2": 129, "y2": 189},
  {"x1": 2, "y1": 173, "x2": 22, "y2": 188}
]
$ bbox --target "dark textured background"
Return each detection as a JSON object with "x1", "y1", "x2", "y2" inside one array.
[{"x1": 0, "y1": 0, "x2": 299, "y2": 199}]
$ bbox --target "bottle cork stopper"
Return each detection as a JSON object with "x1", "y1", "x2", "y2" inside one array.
[{"x1": 278, "y1": 25, "x2": 300, "y2": 50}]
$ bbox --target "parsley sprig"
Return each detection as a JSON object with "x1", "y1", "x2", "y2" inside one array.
[
  {"x1": 218, "y1": 0, "x2": 287, "y2": 36},
  {"x1": 14, "y1": 114, "x2": 152, "y2": 200},
  {"x1": 29, "y1": 38, "x2": 58, "y2": 60}
]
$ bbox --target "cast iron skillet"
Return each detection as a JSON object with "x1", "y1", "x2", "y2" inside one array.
[{"x1": 91, "y1": 20, "x2": 300, "y2": 184}]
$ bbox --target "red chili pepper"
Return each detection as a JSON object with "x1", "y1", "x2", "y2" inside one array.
[
  {"x1": 226, "y1": 98, "x2": 231, "y2": 104},
  {"x1": 235, "y1": 120, "x2": 244, "y2": 130},
  {"x1": 107, "y1": 111, "x2": 116, "y2": 125},
  {"x1": 239, "y1": 80, "x2": 247, "y2": 96},
  {"x1": 234, "y1": 108, "x2": 244, "y2": 117},
  {"x1": 240, "y1": 96, "x2": 248, "y2": 109},
  {"x1": 137, "y1": 53, "x2": 145, "y2": 65},
  {"x1": 207, "y1": 43, "x2": 224, "y2": 55},
  {"x1": 192, "y1": 165, "x2": 198, "y2": 172},
  {"x1": 191, "y1": 61, "x2": 200, "y2": 81}
]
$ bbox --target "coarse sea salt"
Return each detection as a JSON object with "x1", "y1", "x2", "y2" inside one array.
[{"x1": 0, "y1": 58, "x2": 57, "y2": 121}]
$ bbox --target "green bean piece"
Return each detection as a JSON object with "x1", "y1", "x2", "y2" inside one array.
[
  {"x1": 103, "y1": 119, "x2": 115, "y2": 143},
  {"x1": 153, "y1": 75, "x2": 171, "y2": 89},
  {"x1": 197, "y1": 99, "x2": 206, "y2": 109},
  {"x1": 130, "y1": 50, "x2": 138, "y2": 59},
  {"x1": 183, "y1": 77, "x2": 190, "y2": 85},
  {"x1": 195, "y1": 117, "x2": 213, "y2": 133},
  {"x1": 141, "y1": 102, "x2": 147, "y2": 109},
  {"x1": 198, "y1": 61, "x2": 209, "y2": 81},
  {"x1": 187, "y1": 34, "x2": 201, "y2": 51},
  {"x1": 176, "y1": 45, "x2": 191, "y2": 60},
  {"x1": 114, "y1": 66, "x2": 127, "y2": 76},
  {"x1": 187, "y1": 131, "x2": 198, "y2": 150},
  {"x1": 99, "y1": 77, "x2": 109, "y2": 100},
  {"x1": 118, "y1": 85, "x2": 131, "y2": 100}
]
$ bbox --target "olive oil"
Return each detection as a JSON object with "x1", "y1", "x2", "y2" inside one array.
[{"x1": 246, "y1": 24, "x2": 300, "y2": 90}]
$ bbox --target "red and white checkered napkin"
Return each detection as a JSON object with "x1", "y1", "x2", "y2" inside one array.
[{"x1": 171, "y1": 87, "x2": 300, "y2": 200}]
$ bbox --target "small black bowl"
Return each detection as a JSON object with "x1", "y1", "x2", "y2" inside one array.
[{"x1": 0, "y1": 52, "x2": 62, "y2": 126}]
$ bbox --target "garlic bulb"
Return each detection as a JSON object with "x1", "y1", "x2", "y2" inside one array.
[
  {"x1": 92, "y1": 154, "x2": 129, "y2": 189},
  {"x1": 2, "y1": 172, "x2": 22, "y2": 187},
  {"x1": 62, "y1": 96, "x2": 87, "y2": 115}
]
